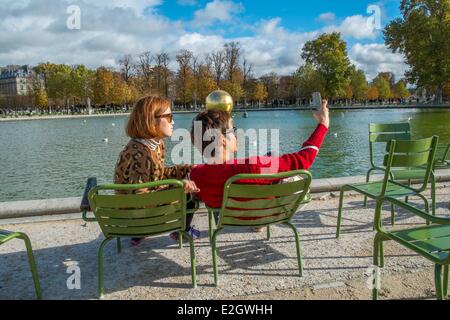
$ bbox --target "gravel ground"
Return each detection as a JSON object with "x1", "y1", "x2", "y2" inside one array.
[{"x1": 0, "y1": 185, "x2": 449, "y2": 300}]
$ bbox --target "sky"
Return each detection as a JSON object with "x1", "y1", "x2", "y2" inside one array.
[{"x1": 0, "y1": 0, "x2": 408, "y2": 81}]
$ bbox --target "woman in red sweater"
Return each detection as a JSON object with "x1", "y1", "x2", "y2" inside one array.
[{"x1": 189, "y1": 100, "x2": 329, "y2": 209}]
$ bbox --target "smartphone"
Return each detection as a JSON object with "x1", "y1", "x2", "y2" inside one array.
[{"x1": 311, "y1": 92, "x2": 322, "y2": 110}]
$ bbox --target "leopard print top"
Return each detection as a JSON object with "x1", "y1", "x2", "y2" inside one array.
[{"x1": 114, "y1": 139, "x2": 192, "y2": 194}]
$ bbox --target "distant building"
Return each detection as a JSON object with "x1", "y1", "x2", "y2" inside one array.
[{"x1": 0, "y1": 65, "x2": 35, "y2": 96}]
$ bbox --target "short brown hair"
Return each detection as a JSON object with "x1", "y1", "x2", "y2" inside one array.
[
  {"x1": 191, "y1": 109, "x2": 231, "y2": 156},
  {"x1": 126, "y1": 95, "x2": 171, "y2": 139}
]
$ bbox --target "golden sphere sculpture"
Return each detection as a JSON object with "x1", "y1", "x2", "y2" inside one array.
[{"x1": 205, "y1": 90, "x2": 234, "y2": 113}]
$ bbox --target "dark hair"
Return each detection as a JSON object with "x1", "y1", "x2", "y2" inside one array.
[{"x1": 191, "y1": 109, "x2": 231, "y2": 157}]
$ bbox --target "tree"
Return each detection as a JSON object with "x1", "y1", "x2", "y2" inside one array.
[
  {"x1": 224, "y1": 42, "x2": 241, "y2": 82},
  {"x1": 136, "y1": 51, "x2": 154, "y2": 93},
  {"x1": 373, "y1": 74, "x2": 392, "y2": 99},
  {"x1": 93, "y1": 67, "x2": 114, "y2": 106},
  {"x1": 393, "y1": 80, "x2": 410, "y2": 99},
  {"x1": 366, "y1": 85, "x2": 380, "y2": 100},
  {"x1": 349, "y1": 67, "x2": 369, "y2": 100},
  {"x1": 260, "y1": 73, "x2": 280, "y2": 104},
  {"x1": 69, "y1": 65, "x2": 94, "y2": 105},
  {"x1": 301, "y1": 32, "x2": 352, "y2": 99},
  {"x1": 110, "y1": 73, "x2": 133, "y2": 105},
  {"x1": 154, "y1": 52, "x2": 171, "y2": 97},
  {"x1": 176, "y1": 50, "x2": 194, "y2": 106},
  {"x1": 292, "y1": 63, "x2": 324, "y2": 101},
  {"x1": 242, "y1": 57, "x2": 253, "y2": 104},
  {"x1": 384, "y1": 0, "x2": 450, "y2": 103},
  {"x1": 197, "y1": 64, "x2": 217, "y2": 104},
  {"x1": 249, "y1": 81, "x2": 268, "y2": 106},
  {"x1": 209, "y1": 50, "x2": 225, "y2": 86},
  {"x1": 34, "y1": 88, "x2": 48, "y2": 109},
  {"x1": 118, "y1": 54, "x2": 134, "y2": 84},
  {"x1": 45, "y1": 64, "x2": 72, "y2": 107}
]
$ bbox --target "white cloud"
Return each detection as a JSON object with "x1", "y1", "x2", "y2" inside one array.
[
  {"x1": 350, "y1": 43, "x2": 408, "y2": 81},
  {"x1": 86, "y1": 0, "x2": 162, "y2": 15},
  {"x1": 0, "y1": 1, "x2": 409, "y2": 80},
  {"x1": 192, "y1": 0, "x2": 243, "y2": 27},
  {"x1": 324, "y1": 15, "x2": 379, "y2": 40},
  {"x1": 316, "y1": 12, "x2": 336, "y2": 23}
]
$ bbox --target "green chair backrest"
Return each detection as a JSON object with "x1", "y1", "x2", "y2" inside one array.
[
  {"x1": 382, "y1": 136, "x2": 439, "y2": 195},
  {"x1": 88, "y1": 180, "x2": 187, "y2": 238},
  {"x1": 217, "y1": 170, "x2": 312, "y2": 228},
  {"x1": 369, "y1": 122, "x2": 411, "y2": 168}
]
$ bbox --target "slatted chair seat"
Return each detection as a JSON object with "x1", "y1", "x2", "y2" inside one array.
[
  {"x1": 388, "y1": 224, "x2": 450, "y2": 262},
  {"x1": 346, "y1": 180, "x2": 419, "y2": 199}
]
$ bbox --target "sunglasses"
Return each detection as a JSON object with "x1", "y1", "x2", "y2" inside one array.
[
  {"x1": 223, "y1": 127, "x2": 237, "y2": 135},
  {"x1": 156, "y1": 113, "x2": 174, "y2": 122}
]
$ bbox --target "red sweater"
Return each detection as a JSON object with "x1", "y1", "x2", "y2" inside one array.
[{"x1": 190, "y1": 124, "x2": 328, "y2": 208}]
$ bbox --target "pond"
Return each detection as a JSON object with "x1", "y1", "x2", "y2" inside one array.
[{"x1": 0, "y1": 108, "x2": 449, "y2": 202}]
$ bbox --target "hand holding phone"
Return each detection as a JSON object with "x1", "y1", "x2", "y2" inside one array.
[{"x1": 311, "y1": 92, "x2": 322, "y2": 110}]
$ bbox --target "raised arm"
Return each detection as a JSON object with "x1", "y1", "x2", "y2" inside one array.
[{"x1": 257, "y1": 100, "x2": 329, "y2": 173}]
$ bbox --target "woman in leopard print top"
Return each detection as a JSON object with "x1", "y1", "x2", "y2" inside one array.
[{"x1": 114, "y1": 95, "x2": 200, "y2": 244}]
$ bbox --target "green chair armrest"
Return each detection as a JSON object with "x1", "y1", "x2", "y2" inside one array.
[{"x1": 385, "y1": 196, "x2": 450, "y2": 225}]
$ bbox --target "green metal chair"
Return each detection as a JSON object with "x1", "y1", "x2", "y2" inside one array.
[
  {"x1": 372, "y1": 194, "x2": 450, "y2": 300},
  {"x1": 0, "y1": 230, "x2": 42, "y2": 299},
  {"x1": 337, "y1": 136, "x2": 439, "y2": 238},
  {"x1": 364, "y1": 122, "x2": 437, "y2": 214},
  {"x1": 81, "y1": 177, "x2": 200, "y2": 224},
  {"x1": 207, "y1": 170, "x2": 312, "y2": 286},
  {"x1": 88, "y1": 180, "x2": 197, "y2": 298},
  {"x1": 431, "y1": 143, "x2": 450, "y2": 215}
]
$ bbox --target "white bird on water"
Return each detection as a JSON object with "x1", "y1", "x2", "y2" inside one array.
[
  {"x1": 103, "y1": 138, "x2": 109, "y2": 143},
  {"x1": 112, "y1": 123, "x2": 116, "y2": 127},
  {"x1": 333, "y1": 133, "x2": 338, "y2": 138}
]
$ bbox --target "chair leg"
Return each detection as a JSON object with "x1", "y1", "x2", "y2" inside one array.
[
  {"x1": 284, "y1": 222, "x2": 303, "y2": 277},
  {"x1": 372, "y1": 233, "x2": 383, "y2": 300},
  {"x1": 364, "y1": 169, "x2": 374, "y2": 208},
  {"x1": 444, "y1": 265, "x2": 449, "y2": 299},
  {"x1": 336, "y1": 186, "x2": 347, "y2": 238},
  {"x1": 211, "y1": 229, "x2": 222, "y2": 286},
  {"x1": 116, "y1": 237, "x2": 122, "y2": 254},
  {"x1": 182, "y1": 231, "x2": 197, "y2": 288},
  {"x1": 435, "y1": 265, "x2": 444, "y2": 300},
  {"x1": 405, "y1": 180, "x2": 411, "y2": 204},
  {"x1": 208, "y1": 211, "x2": 214, "y2": 244},
  {"x1": 390, "y1": 204, "x2": 395, "y2": 226},
  {"x1": 417, "y1": 193, "x2": 430, "y2": 225},
  {"x1": 98, "y1": 237, "x2": 114, "y2": 299},
  {"x1": 19, "y1": 233, "x2": 42, "y2": 300},
  {"x1": 266, "y1": 226, "x2": 271, "y2": 240},
  {"x1": 431, "y1": 173, "x2": 436, "y2": 216}
]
